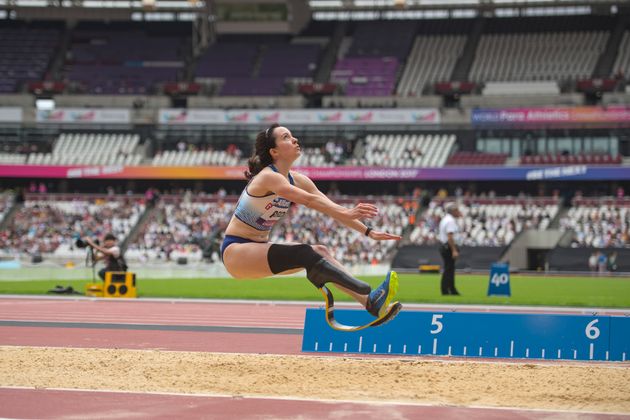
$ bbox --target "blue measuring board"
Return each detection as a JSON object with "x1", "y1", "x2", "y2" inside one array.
[{"x1": 302, "y1": 308, "x2": 630, "y2": 362}]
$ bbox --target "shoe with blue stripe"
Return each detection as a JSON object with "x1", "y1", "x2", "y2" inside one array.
[{"x1": 366, "y1": 271, "x2": 399, "y2": 318}]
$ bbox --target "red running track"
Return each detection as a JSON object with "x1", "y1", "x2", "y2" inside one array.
[
  {"x1": 0, "y1": 296, "x2": 627, "y2": 419},
  {"x1": 0, "y1": 296, "x2": 306, "y2": 353},
  {"x1": 2, "y1": 387, "x2": 626, "y2": 420}
]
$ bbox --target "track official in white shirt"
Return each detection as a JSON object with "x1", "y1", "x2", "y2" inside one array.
[{"x1": 438, "y1": 202, "x2": 461, "y2": 295}]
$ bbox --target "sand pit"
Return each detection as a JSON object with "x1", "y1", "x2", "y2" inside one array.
[{"x1": 1, "y1": 346, "x2": 629, "y2": 413}]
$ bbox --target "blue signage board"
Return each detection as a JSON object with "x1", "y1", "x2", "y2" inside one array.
[
  {"x1": 488, "y1": 262, "x2": 511, "y2": 297},
  {"x1": 302, "y1": 309, "x2": 629, "y2": 362}
]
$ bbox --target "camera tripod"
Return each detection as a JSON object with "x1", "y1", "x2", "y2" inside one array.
[{"x1": 85, "y1": 247, "x2": 98, "y2": 282}]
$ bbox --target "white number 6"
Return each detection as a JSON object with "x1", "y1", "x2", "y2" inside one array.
[
  {"x1": 585, "y1": 319, "x2": 600, "y2": 340},
  {"x1": 431, "y1": 314, "x2": 443, "y2": 334}
]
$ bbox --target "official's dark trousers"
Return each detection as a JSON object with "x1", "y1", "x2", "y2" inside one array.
[{"x1": 439, "y1": 244, "x2": 459, "y2": 295}]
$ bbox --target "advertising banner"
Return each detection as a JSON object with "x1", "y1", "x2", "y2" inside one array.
[
  {"x1": 36, "y1": 108, "x2": 131, "y2": 124},
  {"x1": 0, "y1": 107, "x2": 22, "y2": 123},
  {"x1": 472, "y1": 106, "x2": 630, "y2": 125},
  {"x1": 158, "y1": 108, "x2": 440, "y2": 125},
  {"x1": 0, "y1": 164, "x2": 628, "y2": 181}
]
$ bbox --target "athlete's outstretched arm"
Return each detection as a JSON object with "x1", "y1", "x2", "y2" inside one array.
[
  {"x1": 260, "y1": 171, "x2": 378, "y2": 222},
  {"x1": 292, "y1": 172, "x2": 402, "y2": 241}
]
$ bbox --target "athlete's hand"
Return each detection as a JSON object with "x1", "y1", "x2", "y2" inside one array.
[
  {"x1": 368, "y1": 230, "x2": 402, "y2": 241},
  {"x1": 346, "y1": 203, "x2": 379, "y2": 220}
]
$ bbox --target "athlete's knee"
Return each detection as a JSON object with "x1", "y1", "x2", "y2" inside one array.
[{"x1": 312, "y1": 244, "x2": 331, "y2": 258}]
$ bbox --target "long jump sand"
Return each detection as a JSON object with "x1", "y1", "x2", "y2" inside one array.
[{"x1": 2, "y1": 346, "x2": 629, "y2": 413}]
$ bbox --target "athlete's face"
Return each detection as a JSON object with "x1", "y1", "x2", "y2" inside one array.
[{"x1": 270, "y1": 127, "x2": 301, "y2": 162}]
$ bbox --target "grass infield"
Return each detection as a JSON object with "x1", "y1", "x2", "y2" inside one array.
[{"x1": 0, "y1": 273, "x2": 629, "y2": 308}]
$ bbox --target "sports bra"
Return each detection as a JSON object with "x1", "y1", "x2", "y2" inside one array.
[{"x1": 233, "y1": 164, "x2": 294, "y2": 231}]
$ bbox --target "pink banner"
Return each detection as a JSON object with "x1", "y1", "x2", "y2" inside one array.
[{"x1": 1, "y1": 164, "x2": 628, "y2": 181}]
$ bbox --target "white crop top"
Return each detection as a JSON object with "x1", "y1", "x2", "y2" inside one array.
[{"x1": 233, "y1": 165, "x2": 295, "y2": 231}]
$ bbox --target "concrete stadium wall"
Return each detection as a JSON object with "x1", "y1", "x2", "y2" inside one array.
[
  {"x1": 502, "y1": 229, "x2": 565, "y2": 270},
  {"x1": 392, "y1": 245, "x2": 506, "y2": 271},
  {"x1": 548, "y1": 247, "x2": 630, "y2": 272}
]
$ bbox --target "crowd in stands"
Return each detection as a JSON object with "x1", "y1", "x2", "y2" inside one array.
[
  {"x1": 271, "y1": 196, "x2": 414, "y2": 266},
  {"x1": 4, "y1": 186, "x2": 630, "y2": 270},
  {"x1": 561, "y1": 197, "x2": 630, "y2": 248},
  {"x1": 409, "y1": 198, "x2": 559, "y2": 247},
  {"x1": 0, "y1": 194, "x2": 144, "y2": 257},
  {"x1": 125, "y1": 192, "x2": 235, "y2": 263}
]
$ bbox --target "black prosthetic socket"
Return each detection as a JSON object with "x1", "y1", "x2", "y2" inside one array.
[
  {"x1": 266, "y1": 244, "x2": 371, "y2": 295},
  {"x1": 268, "y1": 244, "x2": 322, "y2": 273},
  {"x1": 307, "y1": 259, "x2": 371, "y2": 295}
]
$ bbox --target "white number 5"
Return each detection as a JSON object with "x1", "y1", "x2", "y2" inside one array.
[{"x1": 431, "y1": 314, "x2": 443, "y2": 334}]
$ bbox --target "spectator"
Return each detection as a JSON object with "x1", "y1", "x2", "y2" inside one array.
[
  {"x1": 608, "y1": 252, "x2": 618, "y2": 272},
  {"x1": 438, "y1": 202, "x2": 461, "y2": 295},
  {"x1": 597, "y1": 251, "x2": 607, "y2": 274},
  {"x1": 588, "y1": 252, "x2": 598, "y2": 272}
]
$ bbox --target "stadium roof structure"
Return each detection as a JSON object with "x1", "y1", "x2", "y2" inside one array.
[{"x1": 0, "y1": 0, "x2": 625, "y2": 13}]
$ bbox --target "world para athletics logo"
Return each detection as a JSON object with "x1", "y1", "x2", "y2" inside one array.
[
  {"x1": 161, "y1": 110, "x2": 187, "y2": 123},
  {"x1": 226, "y1": 112, "x2": 249, "y2": 122},
  {"x1": 348, "y1": 112, "x2": 373, "y2": 122},
  {"x1": 317, "y1": 112, "x2": 342, "y2": 122},
  {"x1": 254, "y1": 112, "x2": 280, "y2": 123}
]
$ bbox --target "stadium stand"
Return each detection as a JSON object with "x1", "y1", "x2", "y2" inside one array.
[
  {"x1": 331, "y1": 21, "x2": 416, "y2": 96},
  {"x1": 196, "y1": 36, "x2": 321, "y2": 96},
  {"x1": 560, "y1": 197, "x2": 630, "y2": 248},
  {"x1": 126, "y1": 195, "x2": 236, "y2": 262},
  {"x1": 358, "y1": 134, "x2": 456, "y2": 167},
  {"x1": 297, "y1": 146, "x2": 335, "y2": 167},
  {"x1": 0, "y1": 22, "x2": 61, "y2": 93},
  {"x1": 470, "y1": 31, "x2": 607, "y2": 83},
  {"x1": 2, "y1": 194, "x2": 145, "y2": 257},
  {"x1": 612, "y1": 29, "x2": 630, "y2": 80},
  {"x1": 331, "y1": 57, "x2": 400, "y2": 97},
  {"x1": 397, "y1": 35, "x2": 467, "y2": 96},
  {"x1": 0, "y1": 153, "x2": 27, "y2": 165},
  {"x1": 469, "y1": 16, "x2": 612, "y2": 84},
  {"x1": 270, "y1": 196, "x2": 413, "y2": 266},
  {"x1": 151, "y1": 148, "x2": 241, "y2": 166},
  {"x1": 27, "y1": 133, "x2": 142, "y2": 166},
  {"x1": 521, "y1": 153, "x2": 622, "y2": 165},
  {"x1": 409, "y1": 197, "x2": 560, "y2": 247},
  {"x1": 446, "y1": 152, "x2": 508, "y2": 166},
  {"x1": 64, "y1": 22, "x2": 187, "y2": 94}
]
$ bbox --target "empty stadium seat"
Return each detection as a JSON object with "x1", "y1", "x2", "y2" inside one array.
[
  {"x1": 26, "y1": 133, "x2": 141, "y2": 166},
  {"x1": 360, "y1": 134, "x2": 456, "y2": 167}
]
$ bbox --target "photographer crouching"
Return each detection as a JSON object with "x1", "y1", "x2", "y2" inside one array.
[{"x1": 78, "y1": 233, "x2": 128, "y2": 281}]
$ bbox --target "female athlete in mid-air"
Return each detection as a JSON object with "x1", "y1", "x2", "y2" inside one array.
[{"x1": 220, "y1": 124, "x2": 402, "y2": 326}]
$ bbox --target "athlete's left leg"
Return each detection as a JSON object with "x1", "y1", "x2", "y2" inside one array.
[
  {"x1": 311, "y1": 244, "x2": 398, "y2": 317},
  {"x1": 311, "y1": 244, "x2": 367, "y2": 307}
]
